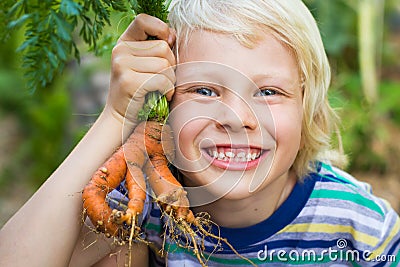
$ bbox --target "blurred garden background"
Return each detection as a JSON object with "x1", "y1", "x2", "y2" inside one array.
[{"x1": 0, "y1": 0, "x2": 399, "y2": 227}]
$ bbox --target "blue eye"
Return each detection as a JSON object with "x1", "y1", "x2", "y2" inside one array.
[
  {"x1": 195, "y1": 87, "x2": 217, "y2": 97},
  {"x1": 256, "y1": 88, "x2": 278, "y2": 96}
]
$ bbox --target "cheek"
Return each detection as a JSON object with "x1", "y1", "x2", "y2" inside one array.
[
  {"x1": 270, "y1": 106, "x2": 303, "y2": 151},
  {"x1": 168, "y1": 111, "x2": 193, "y2": 158},
  {"x1": 168, "y1": 108, "x2": 208, "y2": 160},
  {"x1": 168, "y1": 95, "x2": 216, "y2": 156},
  {"x1": 169, "y1": 117, "x2": 213, "y2": 174}
]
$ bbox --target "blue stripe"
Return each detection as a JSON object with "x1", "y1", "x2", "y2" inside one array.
[{"x1": 149, "y1": 204, "x2": 162, "y2": 217}]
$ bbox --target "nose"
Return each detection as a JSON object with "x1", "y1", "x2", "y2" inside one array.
[{"x1": 215, "y1": 93, "x2": 258, "y2": 132}]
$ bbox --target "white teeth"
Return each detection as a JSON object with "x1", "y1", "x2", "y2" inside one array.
[
  {"x1": 236, "y1": 152, "x2": 246, "y2": 158},
  {"x1": 225, "y1": 151, "x2": 235, "y2": 158},
  {"x1": 208, "y1": 149, "x2": 262, "y2": 162}
]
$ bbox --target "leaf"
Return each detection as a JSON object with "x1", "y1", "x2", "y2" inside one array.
[
  {"x1": 6, "y1": 0, "x2": 25, "y2": 18},
  {"x1": 130, "y1": 0, "x2": 139, "y2": 14},
  {"x1": 109, "y1": 0, "x2": 128, "y2": 12},
  {"x1": 12, "y1": 0, "x2": 132, "y2": 92},
  {"x1": 16, "y1": 35, "x2": 38, "y2": 52},
  {"x1": 8, "y1": 13, "x2": 31, "y2": 29},
  {"x1": 50, "y1": 35, "x2": 68, "y2": 61},
  {"x1": 60, "y1": 0, "x2": 82, "y2": 16},
  {"x1": 51, "y1": 11, "x2": 73, "y2": 41},
  {"x1": 44, "y1": 47, "x2": 59, "y2": 68}
]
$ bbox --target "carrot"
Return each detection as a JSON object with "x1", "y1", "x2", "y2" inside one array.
[
  {"x1": 81, "y1": 117, "x2": 191, "y2": 236},
  {"x1": 82, "y1": 122, "x2": 149, "y2": 239},
  {"x1": 142, "y1": 121, "x2": 198, "y2": 220},
  {"x1": 82, "y1": 147, "x2": 127, "y2": 236}
]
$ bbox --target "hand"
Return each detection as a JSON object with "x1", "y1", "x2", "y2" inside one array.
[{"x1": 105, "y1": 13, "x2": 176, "y2": 126}]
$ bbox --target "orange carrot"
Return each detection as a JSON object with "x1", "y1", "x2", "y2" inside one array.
[
  {"x1": 82, "y1": 147, "x2": 127, "y2": 236},
  {"x1": 143, "y1": 122, "x2": 192, "y2": 217},
  {"x1": 82, "y1": 119, "x2": 195, "y2": 236},
  {"x1": 82, "y1": 122, "x2": 149, "y2": 238}
]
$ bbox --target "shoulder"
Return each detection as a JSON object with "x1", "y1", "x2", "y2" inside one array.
[
  {"x1": 308, "y1": 163, "x2": 400, "y2": 261},
  {"x1": 312, "y1": 162, "x2": 393, "y2": 218}
]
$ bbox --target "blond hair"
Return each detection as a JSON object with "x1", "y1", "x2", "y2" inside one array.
[{"x1": 168, "y1": 0, "x2": 347, "y2": 178}]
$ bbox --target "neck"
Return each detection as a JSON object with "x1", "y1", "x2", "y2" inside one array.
[{"x1": 191, "y1": 170, "x2": 297, "y2": 228}]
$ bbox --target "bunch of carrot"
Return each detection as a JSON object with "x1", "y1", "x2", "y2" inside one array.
[{"x1": 82, "y1": 92, "x2": 190, "y2": 232}]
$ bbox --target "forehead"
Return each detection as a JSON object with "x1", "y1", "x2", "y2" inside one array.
[{"x1": 175, "y1": 30, "x2": 300, "y2": 87}]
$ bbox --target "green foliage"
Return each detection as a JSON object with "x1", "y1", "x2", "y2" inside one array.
[
  {"x1": 4, "y1": 0, "x2": 173, "y2": 93},
  {"x1": 0, "y1": 0, "x2": 16, "y2": 41},
  {"x1": 304, "y1": 0, "x2": 358, "y2": 60},
  {"x1": 5, "y1": 0, "x2": 172, "y2": 121},
  {"x1": 137, "y1": 92, "x2": 169, "y2": 123},
  {"x1": 5, "y1": 0, "x2": 130, "y2": 92},
  {"x1": 131, "y1": 0, "x2": 170, "y2": 22},
  {"x1": 304, "y1": 0, "x2": 400, "y2": 174},
  {"x1": 330, "y1": 73, "x2": 400, "y2": 174},
  {"x1": 0, "y1": 70, "x2": 73, "y2": 188}
]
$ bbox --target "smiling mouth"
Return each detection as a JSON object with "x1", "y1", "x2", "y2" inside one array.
[{"x1": 205, "y1": 147, "x2": 263, "y2": 162}]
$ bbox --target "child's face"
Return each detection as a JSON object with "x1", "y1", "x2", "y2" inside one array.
[{"x1": 168, "y1": 30, "x2": 303, "y2": 203}]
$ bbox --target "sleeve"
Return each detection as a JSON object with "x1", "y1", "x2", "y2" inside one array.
[{"x1": 364, "y1": 201, "x2": 400, "y2": 265}]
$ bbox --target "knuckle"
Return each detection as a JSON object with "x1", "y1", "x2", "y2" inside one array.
[
  {"x1": 111, "y1": 56, "x2": 124, "y2": 75},
  {"x1": 134, "y1": 13, "x2": 146, "y2": 25},
  {"x1": 156, "y1": 19, "x2": 169, "y2": 33},
  {"x1": 118, "y1": 73, "x2": 136, "y2": 92},
  {"x1": 111, "y1": 44, "x2": 123, "y2": 57},
  {"x1": 157, "y1": 40, "x2": 170, "y2": 53}
]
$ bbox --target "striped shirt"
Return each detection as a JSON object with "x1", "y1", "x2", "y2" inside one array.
[
  {"x1": 109, "y1": 163, "x2": 400, "y2": 267},
  {"x1": 109, "y1": 163, "x2": 400, "y2": 266}
]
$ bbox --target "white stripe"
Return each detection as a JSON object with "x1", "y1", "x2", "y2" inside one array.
[
  {"x1": 301, "y1": 205, "x2": 382, "y2": 231},
  {"x1": 316, "y1": 181, "x2": 373, "y2": 198}
]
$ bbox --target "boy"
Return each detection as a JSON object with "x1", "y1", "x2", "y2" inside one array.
[{"x1": 1, "y1": 0, "x2": 399, "y2": 266}]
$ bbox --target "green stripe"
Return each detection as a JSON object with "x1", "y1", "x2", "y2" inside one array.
[
  {"x1": 310, "y1": 189, "x2": 384, "y2": 217},
  {"x1": 143, "y1": 222, "x2": 162, "y2": 232},
  {"x1": 320, "y1": 162, "x2": 358, "y2": 187}
]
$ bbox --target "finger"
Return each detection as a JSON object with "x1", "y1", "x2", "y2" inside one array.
[
  {"x1": 119, "y1": 14, "x2": 170, "y2": 43},
  {"x1": 113, "y1": 55, "x2": 175, "y2": 84},
  {"x1": 113, "y1": 40, "x2": 176, "y2": 67},
  {"x1": 116, "y1": 70, "x2": 175, "y2": 100},
  {"x1": 167, "y1": 28, "x2": 177, "y2": 47},
  {"x1": 139, "y1": 73, "x2": 175, "y2": 99}
]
